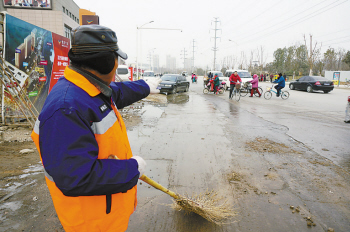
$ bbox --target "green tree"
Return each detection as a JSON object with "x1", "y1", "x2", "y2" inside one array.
[
  {"x1": 285, "y1": 46, "x2": 296, "y2": 75},
  {"x1": 324, "y1": 48, "x2": 337, "y2": 70},
  {"x1": 273, "y1": 48, "x2": 287, "y2": 72},
  {"x1": 342, "y1": 51, "x2": 350, "y2": 66},
  {"x1": 295, "y1": 45, "x2": 309, "y2": 75}
]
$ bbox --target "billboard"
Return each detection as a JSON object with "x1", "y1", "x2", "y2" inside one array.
[
  {"x1": 3, "y1": 0, "x2": 51, "y2": 9},
  {"x1": 4, "y1": 14, "x2": 70, "y2": 111},
  {"x1": 82, "y1": 15, "x2": 100, "y2": 25}
]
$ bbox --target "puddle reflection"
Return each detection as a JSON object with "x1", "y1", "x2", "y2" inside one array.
[{"x1": 166, "y1": 93, "x2": 189, "y2": 104}]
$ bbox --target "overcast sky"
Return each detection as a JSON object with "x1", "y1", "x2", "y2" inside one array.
[{"x1": 73, "y1": 0, "x2": 350, "y2": 70}]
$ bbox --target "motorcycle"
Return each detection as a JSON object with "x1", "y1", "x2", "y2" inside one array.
[
  {"x1": 191, "y1": 75, "x2": 198, "y2": 84},
  {"x1": 203, "y1": 80, "x2": 226, "y2": 94}
]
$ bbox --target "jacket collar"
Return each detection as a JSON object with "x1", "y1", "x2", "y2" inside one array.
[{"x1": 64, "y1": 65, "x2": 112, "y2": 98}]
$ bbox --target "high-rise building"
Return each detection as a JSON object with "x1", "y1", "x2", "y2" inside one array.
[
  {"x1": 153, "y1": 54, "x2": 159, "y2": 72},
  {"x1": 166, "y1": 55, "x2": 176, "y2": 72}
]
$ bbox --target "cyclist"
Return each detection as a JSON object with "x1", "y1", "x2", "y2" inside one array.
[
  {"x1": 248, "y1": 74, "x2": 261, "y2": 97},
  {"x1": 273, "y1": 73, "x2": 285, "y2": 97},
  {"x1": 229, "y1": 71, "x2": 242, "y2": 99}
]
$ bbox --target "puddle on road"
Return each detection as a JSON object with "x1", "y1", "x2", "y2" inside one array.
[
  {"x1": 121, "y1": 93, "x2": 190, "y2": 129},
  {"x1": 145, "y1": 93, "x2": 190, "y2": 105},
  {"x1": 0, "y1": 201, "x2": 22, "y2": 211}
]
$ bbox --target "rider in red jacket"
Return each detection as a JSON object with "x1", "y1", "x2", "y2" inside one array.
[{"x1": 229, "y1": 71, "x2": 242, "y2": 99}]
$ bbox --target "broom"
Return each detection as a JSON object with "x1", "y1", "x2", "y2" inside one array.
[
  {"x1": 108, "y1": 155, "x2": 235, "y2": 224},
  {"x1": 140, "y1": 174, "x2": 236, "y2": 225}
]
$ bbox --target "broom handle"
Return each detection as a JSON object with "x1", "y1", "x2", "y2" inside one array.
[
  {"x1": 140, "y1": 174, "x2": 179, "y2": 200},
  {"x1": 107, "y1": 156, "x2": 180, "y2": 200}
]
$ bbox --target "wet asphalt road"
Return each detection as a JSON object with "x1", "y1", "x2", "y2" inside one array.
[{"x1": 127, "y1": 77, "x2": 350, "y2": 232}]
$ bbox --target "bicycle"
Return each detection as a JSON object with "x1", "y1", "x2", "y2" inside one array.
[
  {"x1": 240, "y1": 82, "x2": 263, "y2": 97},
  {"x1": 229, "y1": 83, "x2": 241, "y2": 101},
  {"x1": 345, "y1": 79, "x2": 350, "y2": 88},
  {"x1": 264, "y1": 84, "x2": 289, "y2": 100}
]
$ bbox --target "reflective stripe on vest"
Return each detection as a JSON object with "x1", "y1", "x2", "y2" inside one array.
[
  {"x1": 91, "y1": 110, "x2": 118, "y2": 134},
  {"x1": 34, "y1": 119, "x2": 40, "y2": 135}
]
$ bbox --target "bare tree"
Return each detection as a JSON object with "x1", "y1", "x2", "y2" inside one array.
[
  {"x1": 239, "y1": 51, "x2": 246, "y2": 70},
  {"x1": 304, "y1": 34, "x2": 322, "y2": 76}
]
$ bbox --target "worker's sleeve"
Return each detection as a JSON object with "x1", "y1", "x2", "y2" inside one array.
[
  {"x1": 39, "y1": 108, "x2": 140, "y2": 197},
  {"x1": 110, "y1": 80, "x2": 150, "y2": 109}
]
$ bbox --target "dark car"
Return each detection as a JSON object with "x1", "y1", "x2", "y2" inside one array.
[
  {"x1": 289, "y1": 76, "x2": 334, "y2": 93},
  {"x1": 157, "y1": 74, "x2": 190, "y2": 94}
]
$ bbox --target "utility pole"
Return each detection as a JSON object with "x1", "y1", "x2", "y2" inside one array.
[
  {"x1": 211, "y1": 17, "x2": 221, "y2": 70},
  {"x1": 310, "y1": 35, "x2": 313, "y2": 76},
  {"x1": 180, "y1": 48, "x2": 188, "y2": 70},
  {"x1": 191, "y1": 39, "x2": 196, "y2": 73}
]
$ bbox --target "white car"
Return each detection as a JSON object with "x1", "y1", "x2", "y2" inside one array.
[
  {"x1": 143, "y1": 70, "x2": 156, "y2": 82},
  {"x1": 116, "y1": 65, "x2": 131, "y2": 81},
  {"x1": 225, "y1": 69, "x2": 252, "y2": 85}
]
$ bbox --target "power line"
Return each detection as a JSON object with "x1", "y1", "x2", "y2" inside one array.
[
  {"x1": 322, "y1": 35, "x2": 350, "y2": 43},
  {"x1": 323, "y1": 38, "x2": 350, "y2": 47},
  {"x1": 236, "y1": 0, "x2": 332, "y2": 42},
  {"x1": 222, "y1": 0, "x2": 284, "y2": 36},
  {"x1": 240, "y1": 0, "x2": 348, "y2": 45}
]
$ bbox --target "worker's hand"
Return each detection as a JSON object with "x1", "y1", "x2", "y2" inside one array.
[
  {"x1": 131, "y1": 156, "x2": 147, "y2": 177},
  {"x1": 145, "y1": 77, "x2": 162, "y2": 94}
]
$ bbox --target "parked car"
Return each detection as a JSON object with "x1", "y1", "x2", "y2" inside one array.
[
  {"x1": 143, "y1": 70, "x2": 156, "y2": 81},
  {"x1": 116, "y1": 65, "x2": 131, "y2": 81},
  {"x1": 289, "y1": 76, "x2": 334, "y2": 93},
  {"x1": 157, "y1": 74, "x2": 190, "y2": 94},
  {"x1": 224, "y1": 69, "x2": 252, "y2": 87}
]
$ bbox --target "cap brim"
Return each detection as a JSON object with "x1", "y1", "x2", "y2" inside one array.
[{"x1": 115, "y1": 49, "x2": 128, "y2": 60}]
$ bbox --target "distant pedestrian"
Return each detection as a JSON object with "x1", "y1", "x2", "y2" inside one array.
[
  {"x1": 208, "y1": 72, "x2": 213, "y2": 80},
  {"x1": 345, "y1": 96, "x2": 350, "y2": 123},
  {"x1": 270, "y1": 74, "x2": 274, "y2": 83}
]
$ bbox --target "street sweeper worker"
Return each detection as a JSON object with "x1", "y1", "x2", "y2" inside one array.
[{"x1": 31, "y1": 25, "x2": 161, "y2": 232}]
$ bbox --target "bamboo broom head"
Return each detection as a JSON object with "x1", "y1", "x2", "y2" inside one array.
[{"x1": 171, "y1": 190, "x2": 236, "y2": 225}]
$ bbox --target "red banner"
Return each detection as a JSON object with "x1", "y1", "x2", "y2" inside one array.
[
  {"x1": 49, "y1": 34, "x2": 70, "y2": 92},
  {"x1": 128, "y1": 67, "x2": 133, "y2": 81}
]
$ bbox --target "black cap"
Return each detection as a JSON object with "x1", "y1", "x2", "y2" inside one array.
[{"x1": 70, "y1": 25, "x2": 128, "y2": 60}]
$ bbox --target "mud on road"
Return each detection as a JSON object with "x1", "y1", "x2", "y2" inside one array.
[{"x1": 1, "y1": 91, "x2": 349, "y2": 232}]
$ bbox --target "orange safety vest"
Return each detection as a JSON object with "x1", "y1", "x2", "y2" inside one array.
[{"x1": 31, "y1": 67, "x2": 137, "y2": 232}]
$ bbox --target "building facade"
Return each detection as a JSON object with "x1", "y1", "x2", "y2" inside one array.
[
  {"x1": 0, "y1": 0, "x2": 80, "y2": 40},
  {"x1": 152, "y1": 54, "x2": 159, "y2": 72},
  {"x1": 166, "y1": 55, "x2": 176, "y2": 73}
]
